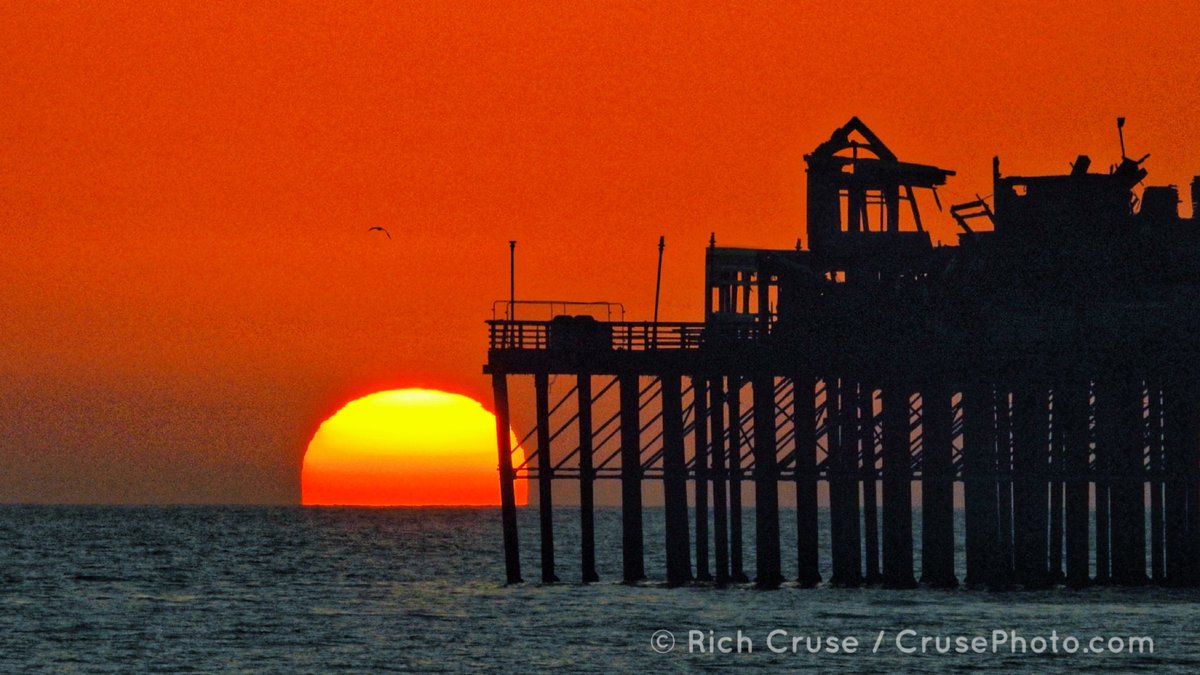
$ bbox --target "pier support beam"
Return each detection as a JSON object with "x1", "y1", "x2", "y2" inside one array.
[
  {"x1": 1164, "y1": 380, "x2": 1199, "y2": 585},
  {"x1": 692, "y1": 377, "x2": 712, "y2": 582},
  {"x1": 860, "y1": 385, "x2": 881, "y2": 584},
  {"x1": 827, "y1": 377, "x2": 862, "y2": 586},
  {"x1": 1103, "y1": 376, "x2": 1147, "y2": 584},
  {"x1": 994, "y1": 388, "x2": 1014, "y2": 587},
  {"x1": 752, "y1": 375, "x2": 782, "y2": 588},
  {"x1": 661, "y1": 374, "x2": 693, "y2": 585},
  {"x1": 1149, "y1": 383, "x2": 1165, "y2": 583},
  {"x1": 881, "y1": 385, "x2": 915, "y2": 588},
  {"x1": 963, "y1": 383, "x2": 997, "y2": 587},
  {"x1": 1048, "y1": 391, "x2": 1065, "y2": 584},
  {"x1": 1092, "y1": 378, "x2": 1113, "y2": 584},
  {"x1": 727, "y1": 377, "x2": 749, "y2": 582},
  {"x1": 794, "y1": 373, "x2": 822, "y2": 586},
  {"x1": 534, "y1": 373, "x2": 559, "y2": 583},
  {"x1": 1059, "y1": 380, "x2": 1091, "y2": 587},
  {"x1": 1094, "y1": 376, "x2": 1146, "y2": 584},
  {"x1": 492, "y1": 372, "x2": 522, "y2": 584},
  {"x1": 1183, "y1": 384, "x2": 1200, "y2": 586},
  {"x1": 619, "y1": 374, "x2": 645, "y2": 583},
  {"x1": 577, "y1": 373, "x2": 598, "y2": 583},
  {"x1": 710, "y1": 377, "x2": 731, "y2": 584},
  {"x1": 921, "y1": 384, "x2": 957, "y2": 588},
  {"x1": 1011, "y1": 386, "x2": 1049, "y2": 588}
]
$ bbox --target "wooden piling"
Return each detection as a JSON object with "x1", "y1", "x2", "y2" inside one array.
[
  {"x1": 1103, "y1": 376, "x2": 1146, "y2": 584},
  {"x1": 619, "y1": 374, "x2": 645, "y2": 583},
  {"x1": 860, "y1": 384, "x2": 881, "y2": 584},
  {"x1": 1148, "y1": 382, "x2": 1165, "y2": 583},
  {"x1": 692, "y1": 377, "x2": 712, "y2": 582},
  {"x1": 994, "y1": 387, "x2": 1014, "y2": 587},
  {"x1": 1093, "y1": 379, "x2": 1116, "y2": 584},
  {"x1": 1164, "y1": 379, "x2": 1199, "y2": 586},
  {"x1": 1048, "y1": 390, "x2": 1065, "y2": 583},
  {"x1": 534, "y1": 373, "x2": 559, "y2": 583},
  {"x1": 752, "y1": 375, "x2": 782, "y2": 588},
  {"x1": 881, "y1": 385, "x2": 915, "y2": 588},
  {"x1": 492, "y1": 372, "x2": 522, "y2": 584},
  {"x1": 921, "y1": 384, "x2": 957, "y2": 588},
  {"x1": 661, "y1": 374, "x2": 693, "y2": 585},
  {"x1": 1011, "y1": 386, "x2": 1049, "y2": 588},
  {"x1": 709, "y1": 376, "x2": 731, "y2": 584},
  {"x1": 794, "y1": 373, "x2": 821, "y2": 587},
  {"x1": 1186, "y1": 396, "x2": 1200, "y2": 587},
  {"x1": 963, "y1": 383, "x2": 997, "y2": 587},
  {"x1": 727, "y1": 377, "x2": 748, "y2": 582},
  {"x1": 577, "y1": 373, "x2": 598, "y2": 583},
  {"x1": 1059, "y1": 380, "x2": 1091, "y2": 587},
  {"x1": 828, "y1": 377, "x2": 862, "y2": 586}
]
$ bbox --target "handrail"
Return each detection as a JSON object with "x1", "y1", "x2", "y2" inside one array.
[
  {"x1": 487, "y1": 319, "x2": 760, "y2": 351},
  {"x1": 491, "y1": 299, "x2": 625, "y2": 321}
]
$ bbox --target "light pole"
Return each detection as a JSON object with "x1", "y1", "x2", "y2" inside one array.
[{"x1": 509, "y1": 240, "x2": 516, "y2": 321}]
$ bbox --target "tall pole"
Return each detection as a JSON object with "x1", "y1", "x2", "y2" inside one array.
[
  {"x1": 1116, "y1": 117, "x2": 1127, "y2": 159},
  {"x1": 509, "y1": 240, "x2": 516, "y2": 320},
  {"x1": 653, "y1": 235, "x2": 665, "y2": 323},
  {"x1": 653, "y1": 235, "x2": 664, "y2": 348}
]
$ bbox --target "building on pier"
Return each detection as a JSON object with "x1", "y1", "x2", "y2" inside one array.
[{"x1": 485, "y1": 117, "x2": 1200, "y2": 589}]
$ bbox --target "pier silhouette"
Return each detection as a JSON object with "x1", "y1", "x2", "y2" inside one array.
[{"x1": 485, "y1": 118, "x2": 1200, "y2": 589}]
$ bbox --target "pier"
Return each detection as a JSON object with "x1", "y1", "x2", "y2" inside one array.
[{"x1": 486, "y1": 118, "x2": 1200, "y2": 588}]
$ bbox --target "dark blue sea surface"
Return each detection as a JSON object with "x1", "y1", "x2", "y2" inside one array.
[{"x1": 0, "y1": 506, "x2": 1196, "y2": 672}]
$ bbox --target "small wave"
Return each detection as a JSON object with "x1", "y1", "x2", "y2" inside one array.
[
  {"x1": 131, "y1": 593, "x2": 199, "y2": 604},
  {"x1": 72, "y1": 574, "x2": 123, "y2": 583}
]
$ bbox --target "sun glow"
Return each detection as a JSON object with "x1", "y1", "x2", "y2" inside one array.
[{"x1": 301, "y1": 388, "x2": 526, "y2": 506}]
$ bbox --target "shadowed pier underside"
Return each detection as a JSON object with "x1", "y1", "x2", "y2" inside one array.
[{"x1": 487, "y1": 118, "x2": 1200, "y2": 589}]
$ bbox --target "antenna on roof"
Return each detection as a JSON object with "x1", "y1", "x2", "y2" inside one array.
[{"x1": 1117, "y1": 117, "x2": 1127, "y2": 160}]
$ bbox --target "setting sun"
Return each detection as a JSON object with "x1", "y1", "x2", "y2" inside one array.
[{"x1": 301, "y1": 389, "x2": 526, "y2": 506}]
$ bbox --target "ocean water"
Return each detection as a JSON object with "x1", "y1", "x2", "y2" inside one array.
[{"x1": 0, "y1": 505, "x2": 1196, "y2": 672}]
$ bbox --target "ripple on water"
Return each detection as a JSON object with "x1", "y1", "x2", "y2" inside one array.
[{"x1": 0, "y1": 506, "x2": 1190, "y2": 672}]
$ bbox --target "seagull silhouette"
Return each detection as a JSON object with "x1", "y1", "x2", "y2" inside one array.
[{"x1": 367, "y1": 226, "x2": 391, "y2": 240}]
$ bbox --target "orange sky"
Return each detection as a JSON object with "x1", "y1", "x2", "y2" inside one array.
[{"x1": 2, "y1": 1, "x2": 1199, "y2": 503}]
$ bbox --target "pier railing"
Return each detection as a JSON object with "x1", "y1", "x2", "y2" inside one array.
[{"x1": 487, "y1": 320, "x2": 760, "y2": 351}]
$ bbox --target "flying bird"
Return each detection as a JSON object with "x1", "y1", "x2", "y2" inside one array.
[{"x1": 367, "y1": 226, "x2": 391, "y2": 240}]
